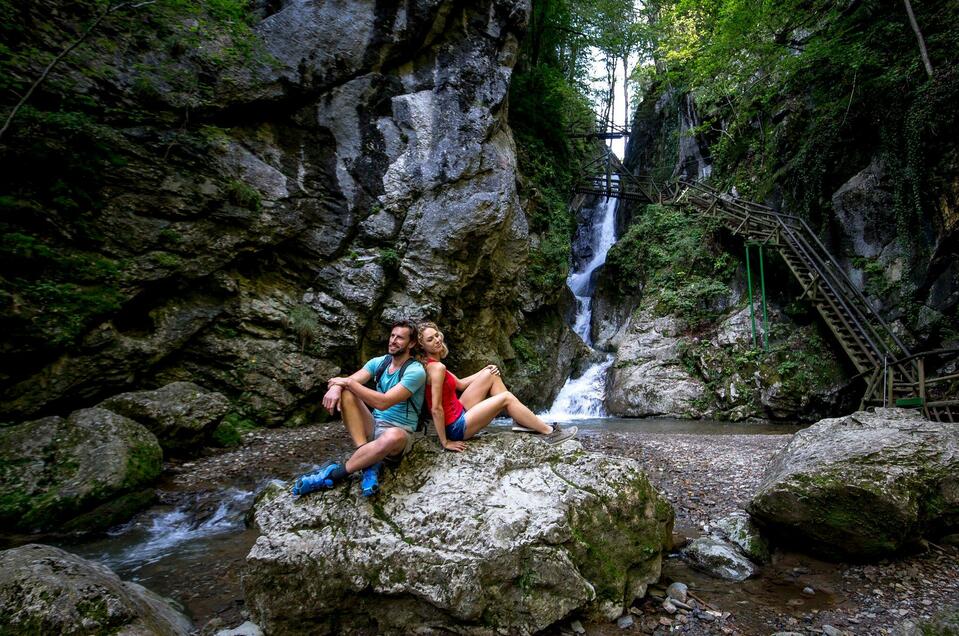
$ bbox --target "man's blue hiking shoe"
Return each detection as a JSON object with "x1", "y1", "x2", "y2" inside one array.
[
  {"x1": 291, "y1": 461, "x2": 341, "y2": 497},
  {"x1": 360, "y1": 462, "x2": 382, "y2": 497}
]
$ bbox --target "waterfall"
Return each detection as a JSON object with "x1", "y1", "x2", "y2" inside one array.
[{"x1": 545, "y1": 184, "x2": 618, "y2": 420}]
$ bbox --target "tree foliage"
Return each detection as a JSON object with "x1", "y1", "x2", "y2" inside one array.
[{"x1": 639, "y1": 0, "x2": 959, "y2": 235}]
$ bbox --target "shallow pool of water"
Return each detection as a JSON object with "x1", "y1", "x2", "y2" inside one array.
[{"x1": 493, "y1": 416, "x2": 804, "y2": 436}]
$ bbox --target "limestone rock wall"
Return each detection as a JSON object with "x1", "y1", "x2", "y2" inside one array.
[{"x1": 0, "y1": 0, "x2": 572, "y2": 424}]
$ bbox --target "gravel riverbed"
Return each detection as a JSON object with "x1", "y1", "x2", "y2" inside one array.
[{"x1": 158, "y1": 423, "x2": 959, "y2": 635}]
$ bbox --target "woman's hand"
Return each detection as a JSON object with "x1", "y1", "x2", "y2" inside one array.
[
  {"x1": 443, "y1": 440, "x2": 467, "y2": 452},
  {"x1": 328, "y1": 377, "x2": 351, "y2": 388},
  {"x1": 484, "y1": 364, "x2": 500, "y2": 376}
]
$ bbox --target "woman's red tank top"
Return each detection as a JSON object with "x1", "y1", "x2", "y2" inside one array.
[{"x1": 424, "y1": 359, "x2": 465, "y2": 425}]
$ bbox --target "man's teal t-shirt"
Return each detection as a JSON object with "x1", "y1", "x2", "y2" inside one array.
[{"x1": 361, "y1": 355, "x2": 426, "y2": 432}]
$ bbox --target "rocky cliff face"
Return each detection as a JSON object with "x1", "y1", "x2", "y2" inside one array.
[{"x1": 0, "y1": 0, "x2": 575, "y2": 424}]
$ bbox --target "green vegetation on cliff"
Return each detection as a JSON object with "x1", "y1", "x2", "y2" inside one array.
[
  {"x1": 605, "y1": 204, "x2": 733, "y2": 327},
  {"x1": 0, "y1": 0, "x2": 268, "y2": 354},
  {"x1": 644, "y1": 0, "x2": 959, "y2": 237}
]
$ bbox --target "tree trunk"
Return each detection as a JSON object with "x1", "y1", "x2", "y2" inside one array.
[{"x1": 903, "y1": 0, "x2": 934, "y2": 78}]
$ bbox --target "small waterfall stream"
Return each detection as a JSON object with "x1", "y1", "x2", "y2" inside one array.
[{"x1": 545, "y1": 184, "x2": 618, "y2": 420}]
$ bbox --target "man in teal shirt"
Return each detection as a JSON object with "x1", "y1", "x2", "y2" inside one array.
[{"x1": 292, "y1": 320, "x2": 426, "y2": 497}]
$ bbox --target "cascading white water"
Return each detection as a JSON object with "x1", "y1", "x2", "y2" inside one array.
[
  {"x1": 546, "y1": 184, "x2": 619, "y2": 420},
  {"x1": 568, "y1": 190, "x2": 618, "y2": 346}
]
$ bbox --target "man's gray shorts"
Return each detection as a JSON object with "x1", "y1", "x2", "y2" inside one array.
[{"x1": 373, "y1": 419, "x2": 416, "y2": 459}]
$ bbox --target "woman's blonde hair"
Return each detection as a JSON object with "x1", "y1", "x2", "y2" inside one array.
[{"x1": 416, "y1": 321, "x2": 449, "y2": 359}]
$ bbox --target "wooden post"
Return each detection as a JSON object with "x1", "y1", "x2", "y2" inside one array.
[
  {"x1": 918, "y1": 357, "x2": 927, "y2": 418},
  {"x1": 887, "y1": 366, "x2": 895, "y2": 407}
]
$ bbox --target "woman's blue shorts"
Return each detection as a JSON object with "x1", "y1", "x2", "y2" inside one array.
[{"x1": 445, "y1": 409, "x2": 468, "y2": 441}]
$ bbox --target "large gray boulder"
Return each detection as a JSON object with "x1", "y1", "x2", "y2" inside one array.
[
  {"x1": 0, "y1": 408, "x2": 162, "y2": 534},
  {"x1": 98, "y1": 382, "x2": 230, "y2": 453},
  {"x1": 748, "y1": 408, "x2": 959, "y2": 560},
  {"x1": 605, "y1": 306, "x2": 706, "y2": 417},
  {"x1": 244, "y1": 434, "x2": 673, "y2": 635},
  {"x1": 0, "y1": 543, "x2": 191, "y2": 635}
]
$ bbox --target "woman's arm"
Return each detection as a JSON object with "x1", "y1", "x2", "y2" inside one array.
[
  {"x1": 428, "y1": 363, "x2": 463, "y2": 451},
  {"x1": 454, "y1": 365, "x2": 499, "y2": 392}
]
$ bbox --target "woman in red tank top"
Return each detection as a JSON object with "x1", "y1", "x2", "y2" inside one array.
[{"x1": 417, "y1": 322, "x2": 575, "y2": 451}]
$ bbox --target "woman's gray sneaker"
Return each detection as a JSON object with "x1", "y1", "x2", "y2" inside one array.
[{"x1": 542, "y1": 424, "x2": 577, "y2": 444}]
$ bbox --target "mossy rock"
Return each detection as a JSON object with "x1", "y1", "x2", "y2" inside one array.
[
  {"x1": 0, "y1": 408, "x2": 162, "y2": 534},
  {"x1": 749, "y1": 409, "x2": 959, "y2": 561}
]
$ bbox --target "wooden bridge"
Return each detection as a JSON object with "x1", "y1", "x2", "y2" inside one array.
[{"x1": 570, "y1": 126, "x2": 958, "y2": 422}]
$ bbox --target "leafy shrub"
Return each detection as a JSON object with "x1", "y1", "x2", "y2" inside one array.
[
  {"x1": 226, "y1": 179, "x2": 261, "y2": 211},
  {"x1": 287, "y1": 304, "x2": 319, "y2": 352}
]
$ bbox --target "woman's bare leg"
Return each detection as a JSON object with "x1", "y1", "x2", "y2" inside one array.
[
  {"x1": 460, "y1": 372, "x2": 508, "y2": 409},
  {"x1": 459, "y1": 371, "x2": 494, "y2": 408},
  {"x1": 462, "y1": 391, "x2": 551, "y2": 439}
]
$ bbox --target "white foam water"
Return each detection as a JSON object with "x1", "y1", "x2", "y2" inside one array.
[
  {"x1": 546, "y1": 355, "x2": 614, "y2": 421},
  {"x1": 87, "y1": 488, "x2": 254, "y2": 573}
]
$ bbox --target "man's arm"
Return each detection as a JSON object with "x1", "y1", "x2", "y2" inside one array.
[
  {"x1": 339, "y1": 378, "x2": 411, "y2": 411},
  {"x1": 322, "y1": 368, "x2": 372, "y2": 414}
]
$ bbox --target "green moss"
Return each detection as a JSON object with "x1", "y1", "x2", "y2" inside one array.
[
  {"x1": 225, "y1": 179, "x2": 261, "y2": 210},
  {"x1": 121, "y1": 440, "x2": 163, "y2": 490},
  {"x1": 212, "y1": 412, "x2": 258, "y2": 447},
  {"x1": 509, "y1": 334, "x2": 544, "y2": 376},
  {"x1": 150, "y1": 251, "x2": 181, "y2": 268}
]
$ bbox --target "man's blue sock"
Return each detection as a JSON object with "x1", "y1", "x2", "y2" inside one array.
[{"x1": 329, "y1": 465, "x2": 349, "y2": 482}]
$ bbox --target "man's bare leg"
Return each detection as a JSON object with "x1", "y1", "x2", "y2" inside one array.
[
  {"x1": 339, "y1": 390, "x2": 374, "y2": 447},
  {"x1": 344, "y1": 427, "x2": 407, "y2": 473}
]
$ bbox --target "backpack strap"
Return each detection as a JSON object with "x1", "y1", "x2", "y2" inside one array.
[{"x1": 373, "y1": 355, "x2": 393, "y2": 392}]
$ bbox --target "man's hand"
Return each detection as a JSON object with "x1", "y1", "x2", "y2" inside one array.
[
  {"x1": 443, "y1": 440, "x2": 467, "y2": 452},
  {"x1": 322, "y1": 385, "x2": 343, "y2": 414}
]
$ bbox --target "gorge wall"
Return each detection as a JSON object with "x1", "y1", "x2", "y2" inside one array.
[
  {"x1": 0, "y1": 0, "x2": 579, "y2": 425},
  {"x1": 592, "y1": 1, "x2": 959, "y2": 421}
]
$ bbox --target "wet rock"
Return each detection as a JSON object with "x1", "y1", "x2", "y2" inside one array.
[
  {"x1": 714, "y1": 511, "x2": 771, "y2": 564},
  {"x1": 605, "y1": 305, "x2": 706, "y2": 417},
  {"x1": 802, "y1": 586, "x2": 816, "y2": 596},
  {"x1": 681, "y1": 536, "x2": 757, "y2": 582},
  {"x1": 748, "y1": 408, "x2": 959, "y2": 560},
  {"x1": 616, "y1": 614, "x2": 635, "y2": 629},
  {"x1": 0, "y1": 408, "x2": 162, "y2": 533},
  {"x1": 98, "y1": 382, "x2": 230, "y2": 454},
  {"x1": 244, "y1": 434, "x2": 673, "y2": 634},
  {"x1": 832, "y1": 158, "x2": 897, "y2": 261},
  {"x1": 666, "y1": 581, "x2": 688, "y2": 603},
  {"x1": 822, "y1": 625, "x2": 842, "y2": 636},
  {"x1": 0, "y1": 544, "x2": 191, "y2": 635},
  {"x1": 215, "y1": 621, "x2": 265, "y2": 636},
  {"x1": 570, "y1": 619, "x2": 586, "y2": 634}
]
